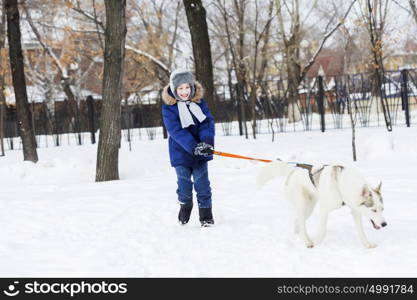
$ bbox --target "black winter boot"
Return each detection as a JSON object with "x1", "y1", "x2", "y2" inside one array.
[
  {"x1": 199, "y1": 207, "x2": 214, "y2": 227},
  {"x1": 178, "y1": 203, "x2": 193, "y2": 225}
]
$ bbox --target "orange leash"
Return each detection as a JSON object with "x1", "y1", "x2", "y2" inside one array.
[{"x1": 213, "y1": 151, "x2": 273, "y2": 163}]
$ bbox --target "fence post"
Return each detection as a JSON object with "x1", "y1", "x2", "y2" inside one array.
[
  {"x1": 400, "y1": 69, "x2": 410, "y2": 127},
  {"x1": 54, "y1": 101, "x2": 60, "y2": 146},
  {"x1": 11, "y1": 110, "x2": 17, "y2": 149},
  {"x1": 86, "y1": 95, "x2": 96, "y2": 144},
  {"x1": 317, "y1": 75, "x2": 325, "y2": 132},
  {"x1": 75, "y1": 101, "x2": 82, "y2": 145},
  {"x1": 31, "y1": 101, "x2": 38, "y2": 147},
  {"x1": 235, "y1": 83, "x2": 243, "y2": 136}
]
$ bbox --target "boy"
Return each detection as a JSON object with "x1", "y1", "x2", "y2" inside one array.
[{"x1": 161, "y1": 69, "x2": 215, "y2": 227}]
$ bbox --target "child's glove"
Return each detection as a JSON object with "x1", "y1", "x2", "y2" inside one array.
[{"x1": 194, "y1": 142, "x2": 214, "y2": 157}]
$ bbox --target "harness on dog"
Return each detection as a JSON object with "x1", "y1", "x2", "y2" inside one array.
[{"x1": 295, "y1": 164, "x2": 346, "y2": 206}]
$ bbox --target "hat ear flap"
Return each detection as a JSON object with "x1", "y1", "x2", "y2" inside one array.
[
  {"x1": 169, "y1": 85, "x2": 179, "y2": 100},
  {"x1": 189, "y1": 83, "x2": 196, "y2": 100}
]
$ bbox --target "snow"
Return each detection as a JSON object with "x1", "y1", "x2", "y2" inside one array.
[{"x1": 1, "y1": 123, "x2": 417, "y2": 277}]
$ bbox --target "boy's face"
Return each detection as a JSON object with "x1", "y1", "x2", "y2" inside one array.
[{"x1": 176, "y1": 83, "x2": 191, "y2": 101}]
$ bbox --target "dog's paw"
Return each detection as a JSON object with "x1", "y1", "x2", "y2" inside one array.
[
  {"x1": 365, "y1": 243, "x2": 377, "y2": 249},
  {"x1": 306, "y1": 241, "x2": 314, "y2": 248}
]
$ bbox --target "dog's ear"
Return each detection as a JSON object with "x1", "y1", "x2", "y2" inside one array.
[
  {"x1": 361, "y1": 185, "x2": 374, "y2": 207},
  {"x1": 374, "y1": 181, "x2": 382, "y2": 194},
  {"x1": 361, "y1": 185, "x2": 371, "y2": 198}
]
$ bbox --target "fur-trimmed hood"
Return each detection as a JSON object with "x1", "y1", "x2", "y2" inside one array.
[{"x1": 162, "y1": 81, "x2": 204, "y2": 105}]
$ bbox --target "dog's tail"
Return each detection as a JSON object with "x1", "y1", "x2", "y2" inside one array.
[{"x1": 256, "y1": 160, "x2": 294, "y2": 189}]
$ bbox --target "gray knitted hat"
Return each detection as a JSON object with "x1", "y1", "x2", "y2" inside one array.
[{"x1": 169, "y1": 69, "x2": 195, "y2": 100}]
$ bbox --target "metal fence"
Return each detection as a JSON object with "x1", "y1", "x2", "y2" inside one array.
[
  {"x1": 2, "y1": 69, "x2": 416, "y2": 150},
  {"x1": 214, "y1": 68, "x2": 416, "y2": 134}
]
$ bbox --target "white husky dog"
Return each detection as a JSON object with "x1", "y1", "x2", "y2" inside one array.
[{"x1": 257, "y1": 160, "x2": 387, "y2": 248}]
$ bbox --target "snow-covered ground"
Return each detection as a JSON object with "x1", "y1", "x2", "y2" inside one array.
[{"x1": 1, "y1": 123, "x2": 417, "y2": 277}]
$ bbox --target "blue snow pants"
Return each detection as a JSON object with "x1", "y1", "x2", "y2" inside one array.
[{"x1": 174, "y1": 162, "x2": 212, "y2": 208}]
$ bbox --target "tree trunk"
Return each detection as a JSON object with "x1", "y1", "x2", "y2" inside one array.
[
  {"x1": 95, "y1": 0, "x2": 126, "y2": 182},
  {"x1": 183, "y1": 0, "x2": 215, "y2": 108},
  {"x1": 286, "y1": 49, "x2": 302, "y2": 123},
  {"x1": 277, "y1": 0, "x2": 302, "y2": 124},
  {"x1": 0, "y1": 0, "x2": 6, "y2": 156},
  {"x1": 5, "y1": 0, "x2": 38, "y2": 162},
  {"x1": 236, "y1": 1, "x2": 248, "y2": 138},
  {"x1": 347, "y1": 94, "x2": 357, "y2": 161}
]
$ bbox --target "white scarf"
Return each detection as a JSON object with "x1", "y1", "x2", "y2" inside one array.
[{"x1": 177, "y1": 100, "x2": 206, "y2": 128}]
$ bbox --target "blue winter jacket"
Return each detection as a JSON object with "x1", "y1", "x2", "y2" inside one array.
[{"x1": 162, "y1": 82, "x2": 215, "y2": 167}]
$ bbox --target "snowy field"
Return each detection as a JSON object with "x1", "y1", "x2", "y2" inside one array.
[{"x1": 1, "y1": 123, "x2": 417, "y2": 277}]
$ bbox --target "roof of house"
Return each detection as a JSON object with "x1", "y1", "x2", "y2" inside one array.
[
  {"x1": 306, "y1": 48, "x2": 345, "y2": 78},
  {"x1": 5, "y1": 85, "x2": 101, "y2": 105}
]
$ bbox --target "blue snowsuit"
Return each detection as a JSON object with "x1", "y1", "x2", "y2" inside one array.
[{"x1": 161, "y1": 82, "x2": 215, "y2": 208}]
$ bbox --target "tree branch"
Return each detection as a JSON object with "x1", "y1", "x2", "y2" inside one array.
[
  {"x1": 125, "y1": 44, "x2": 171, "y2": 75},
  {"x1": 22, "y1": 2, "x2": 68, "y2": 78},
  {"x1": 71, "y1": 0, "x2": 105, "y2": 31},
  {"x1": 300, "y1": 0, "x2": 356, "y2": 80},
  {"x1": 409, "y1": 0, "x2": 417, "y2": 25}
]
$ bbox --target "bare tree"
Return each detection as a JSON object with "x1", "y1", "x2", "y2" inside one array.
[
  {"x1": 183, "y1": 0, "x2": 215, "y2": 107},
  {"x1": 210, "y1": 0, "x2": 279, "y2": 138},
  {"x1": 23, "y1": 2, "x2": 85, "y2": 144},
  {"x1": 249, "y1": 0, "x2": 274, "y2": 139},
  {"x1": 329, "y1": 2, "x2": 358, "y2": 160},
  {"x1": 276, "y1": 0, "x2": 356, "y2": 122},
  {"x1": 5, "y1": 0, "x2": 38, "y2": 162},
  {"x1": 359, "y1": 0, "x2": 392, "y2": 131},
  {"x1": 213, "y1": 0, "x2": 249, "y2": 137},
  {"x1": 18, "y1": 1, "x2": 106, "y2": 146},
  {"x1": 95, "y1": 0, "x2": 126, "y2": 182}
]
